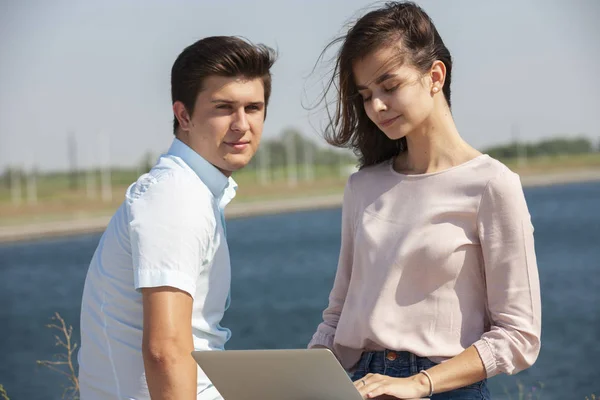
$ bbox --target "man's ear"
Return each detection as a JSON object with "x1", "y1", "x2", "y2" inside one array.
[{"x1": 173, "y1": 101, "x2": 192, "y2": 131}]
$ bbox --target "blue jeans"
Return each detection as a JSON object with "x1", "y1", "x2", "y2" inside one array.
[{"x1": 351, "y1": 350, "x2": 491, "y2": 400}]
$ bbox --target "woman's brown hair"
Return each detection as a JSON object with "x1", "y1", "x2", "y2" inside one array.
[{"x1": 318, "y1": 1, "x2": 453, "y2": 168}]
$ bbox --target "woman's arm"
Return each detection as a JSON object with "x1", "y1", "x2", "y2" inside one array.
[
  {"x1": 472, "y1": 170, "x2": 542, "y2": 377},
  {"x1": 357, "y1": 346, "x2": 485, "y2": 398},
  {"x1": 308, "y1": 177, "x2": 357, "y2": 350}
]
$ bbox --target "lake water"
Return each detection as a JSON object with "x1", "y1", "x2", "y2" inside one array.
[{"x1": 1, "y1": 181, "x2": 599, "y2": 399}]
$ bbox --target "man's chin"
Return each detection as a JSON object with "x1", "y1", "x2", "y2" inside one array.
[{"x1": 220, "y1": 156, "x2": 254, "y2": 174}]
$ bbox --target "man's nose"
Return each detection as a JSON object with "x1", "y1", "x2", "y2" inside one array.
[{"x1": 231, "y1": 109, "x2": 250, "y2": 132}]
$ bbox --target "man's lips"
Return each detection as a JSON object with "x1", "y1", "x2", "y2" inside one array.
[{"x1": 225, "y1": 141, "x2": 250, "y2": 149}]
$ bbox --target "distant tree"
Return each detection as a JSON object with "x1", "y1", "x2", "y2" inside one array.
[
  {"x1": 1, "y1": 167, "x2": 10, "y2": 189},
  {"x1": 247, "y1": 128, "x2": 357, "y2": 170},
  {"x1": 483, "y1": 136, "x2": 594, "y2": 159},
  {"x1": 2, "y1": 167, "x2": 24, "y2": 190}
]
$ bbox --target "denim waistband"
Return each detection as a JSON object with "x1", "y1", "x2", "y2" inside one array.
[{"x1": 355, "y1": 350, "x2": 438, "y2": 376}]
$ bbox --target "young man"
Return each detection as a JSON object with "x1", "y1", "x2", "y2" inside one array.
[{"x1": 78, "y1": 36, "x2": 277, "y2": 400}]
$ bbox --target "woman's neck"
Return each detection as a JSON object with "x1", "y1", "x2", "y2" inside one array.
[{"x1": 394, "y1": 105, "x2": 481, "y2": 175}]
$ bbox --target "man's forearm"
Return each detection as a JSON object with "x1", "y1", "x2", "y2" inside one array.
[{"x1": 143, "y1": 345, "x2": 197, "y2": 400}]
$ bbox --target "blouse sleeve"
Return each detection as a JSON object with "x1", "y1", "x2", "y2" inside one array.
[
  {"x1": 473, "y1": 170, "x2": 542, "y2": 377},
  {"x1": 308, "y1": 175, "x2": 356, "y2": 351}
]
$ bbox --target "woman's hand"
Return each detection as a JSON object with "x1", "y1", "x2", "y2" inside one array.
[{"x1": 354, "y1": 373, "x2": 430, "y2": 399}]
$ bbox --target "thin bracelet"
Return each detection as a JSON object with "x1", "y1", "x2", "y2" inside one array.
[{"x1": 419, "y1": 370, "x2": 434, "y2": 397}]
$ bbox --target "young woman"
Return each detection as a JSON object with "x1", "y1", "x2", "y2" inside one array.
[{"x1": 308, "y1": 2, "x2": 541, "y2": 399}]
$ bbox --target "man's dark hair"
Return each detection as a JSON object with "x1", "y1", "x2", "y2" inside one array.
[{"x1": 171, "y1": 36, "x2": 277, "y2": 134}]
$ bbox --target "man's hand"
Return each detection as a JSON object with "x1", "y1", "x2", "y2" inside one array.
[
  {"x1": 354, "y1": 373, "x2": 430, "y2": 399},
  {"x1": 142, "y1": 286, "x2": 196, "y2": 400}
]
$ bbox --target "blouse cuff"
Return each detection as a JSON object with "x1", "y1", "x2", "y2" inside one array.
[
  {"x1": 308, "y1": 331, "x2": 335, "y2": 350},
  {"x1": 473, "y1": 339, "x2": 499, "y2": 378}
]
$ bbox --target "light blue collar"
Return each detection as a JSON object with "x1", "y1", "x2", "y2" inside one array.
[{"x1": 167, "y1": 138, "x2": 237, "y2": 200}]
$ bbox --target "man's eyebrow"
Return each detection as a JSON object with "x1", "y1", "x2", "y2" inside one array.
[
  {"x1": 210, "y1": 99, "x2": 265, "y2": 106},
  {"x1": 210, "y1": 99, "x2": 235, "y2": 104},
  {"x1": 356, "y1": 73, "x2": 398, "y2": 90}
]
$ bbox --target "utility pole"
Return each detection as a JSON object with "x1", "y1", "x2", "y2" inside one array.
[
  {"x1": 285, "y1": 136, "x2": 298, "y2": 187},
  {"x1": 258, "y1": 146, "x2": 270, "y2": 185},
  {"x1": 512, "y1": 122, "x2": 527, "y2": 167},
  {"x1": 100, "y1": 133, "x2": 112, "y2": 202},
  {"x1": 86, "y1": 141, "x2": 97, "y2": 199},
  {"x1": 68, "y1": 131, "x2": 79, "y2": 189},
  {"x1": 10, "y1": 168, "x2": 22, "y2": 206},
  {"x1": 303, "y1": 141, "x2": 315, "y2": 182},
  {"x1": 26, "y1": 150, "x2": 37, "y2": 205}
]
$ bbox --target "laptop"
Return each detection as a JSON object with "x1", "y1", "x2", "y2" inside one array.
[{"x1": 191, "y1": 348, "x2": 364, "y2": 400}]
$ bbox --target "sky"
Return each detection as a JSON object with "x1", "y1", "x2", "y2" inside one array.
[{"x1": 1, "y1": 0, "x2": 599, "y2": 172}]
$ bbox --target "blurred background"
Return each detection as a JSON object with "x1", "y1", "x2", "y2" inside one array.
[{"x1": 1, "y1": 0, "x2": 599, "y2": 399}]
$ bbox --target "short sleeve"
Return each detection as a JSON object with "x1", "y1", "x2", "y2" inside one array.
[{"x1": 128, "y1": 174, "x2": 215, "y2": 298}]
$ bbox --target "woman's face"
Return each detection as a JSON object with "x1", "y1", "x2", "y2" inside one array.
[{"x1": 353, "y1": 45, "x2": 439, "y2": 140}]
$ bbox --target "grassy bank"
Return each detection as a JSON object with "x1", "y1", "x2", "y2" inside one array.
[
  {"x1": 0, "y1": 164, "x2": 349, "y2": 227},
  {"x1": 502, "y1": 153, "x2": 600, "y2": 173},
  {"x1": 1, "y1": 153, "x2": 599, "y2": 228}
]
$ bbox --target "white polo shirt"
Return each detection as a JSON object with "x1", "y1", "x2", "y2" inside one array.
[{"x1": 78, "y1": 138, "x2": 236, "y2": 399}]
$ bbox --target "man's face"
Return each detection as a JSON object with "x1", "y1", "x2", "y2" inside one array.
[{"x1": 175, "y1": 76, "x2": 266, "y2": 176}]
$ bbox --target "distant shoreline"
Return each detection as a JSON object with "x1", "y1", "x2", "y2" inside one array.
[{"x1": 1, "y1": 169, "x2": 598, "y2": 244}]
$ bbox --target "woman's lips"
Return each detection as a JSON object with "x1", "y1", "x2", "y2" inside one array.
[{"x1": 379, "y1": 115, "x2": 401, "y2": 128}]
